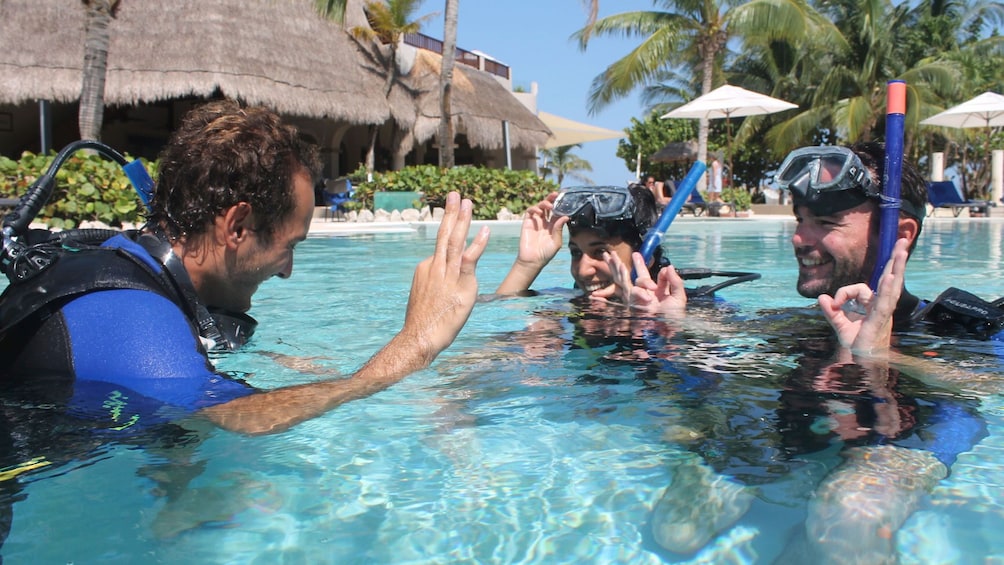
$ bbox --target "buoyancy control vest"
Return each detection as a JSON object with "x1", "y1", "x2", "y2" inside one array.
[
  {"x1": 913, "y1": 287, "x2": 1004, "y2": 341},
  {"x1": 0, "y1": 229, "x2": 256, "y2": 359}
]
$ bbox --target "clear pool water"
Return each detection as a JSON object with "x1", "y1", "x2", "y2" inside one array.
[{"x1": 3, "y1": 218, "x2": 1004, "y2": 564}]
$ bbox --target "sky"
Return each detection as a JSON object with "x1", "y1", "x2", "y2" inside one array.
[{"x1": 415, "y1": 0, "x2": 661, "y2": 187}]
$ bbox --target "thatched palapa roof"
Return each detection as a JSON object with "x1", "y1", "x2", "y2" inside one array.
[
  {"x1": 0, "y1": 0, "x2": 550, "y2": 152},
  {"x1": 402, "y1": 50, "x2": 550, "y2": 152},
  {"x1": 0, "y1": 0, "x2": 390, "y2": 124}
]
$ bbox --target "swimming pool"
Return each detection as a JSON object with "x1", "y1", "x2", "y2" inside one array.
[{"x1": 3, "y1": 218, "x2": 1003, "y2": 563}]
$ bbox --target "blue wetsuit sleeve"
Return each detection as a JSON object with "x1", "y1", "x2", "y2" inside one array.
[
  {"x1": 921, "y1": 400, "x2": 988, "y2": 469},
  {"x1": 62, "y1": 289, "x2": 254, "y2": 410}
]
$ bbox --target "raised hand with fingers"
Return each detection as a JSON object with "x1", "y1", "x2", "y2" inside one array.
[
  {"x1": 597, "y1": 251, "x2": 687, "y2": 315},
  {"x1": 403, "y1": 191, "x2": 491, "y2": 359},
  {"x1": 819, "y1": 237, "x2": 909, "y2": 354},
  {"x1": 496, "y1": 192, "x2": 569, "y2": 294}
]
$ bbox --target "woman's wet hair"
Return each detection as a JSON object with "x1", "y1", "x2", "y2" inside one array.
[{"x1": 567, "y1": 183, "x2": 663, "y2": 271}]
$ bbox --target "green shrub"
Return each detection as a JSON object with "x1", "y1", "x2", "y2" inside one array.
[
  {"x1": 0, "y1": 154, "x2": 558, "y2": 227},
  {"x1": 0, "y1": 150, "x2": 154, "y2": 229},
  {"x1": 722, "y1": 186, "x2": 752, "y2": 211},
  {"x1": 349, "y1": 165, "x2": 558, "y2": 220}
]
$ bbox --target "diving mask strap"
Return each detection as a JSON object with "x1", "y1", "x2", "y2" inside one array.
[{"x1": 135, "y1": 232, "x2": 251, "y2": 352}]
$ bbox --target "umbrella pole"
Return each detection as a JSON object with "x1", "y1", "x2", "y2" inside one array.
[{"x1": 726, "y1": 115, "x2": 733, "y2": 191}]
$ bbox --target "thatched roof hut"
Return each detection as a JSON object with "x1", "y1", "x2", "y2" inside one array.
[
  {"x1": 0, "y1": 0, "x2": 549, "y2": 156},
  {"x1": 0, "y1": 0, "x2": 390, "y2": 124},
  {"x1": 402, "y1": 50, "x2": 550, "y2": 152}
]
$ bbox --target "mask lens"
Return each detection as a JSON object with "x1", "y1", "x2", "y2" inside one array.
[
  {"x1": 776, "y1": 153, "x2": 818, "y2": 197},
  {"x1": 591, "y1": 191, "x2": 629, "y2": 218},
  {"x1": 815, "y1": 153, "x2": 854, "y2": 189},
  {"x1": 553, "y1": 187, "x2": 632, "y2": 220},
  {"x1": 552, "y1": 191, "x2": 591, "y2": 217},
  {"x1": 776, "y1": 147, "x2": 872, "y2": 199}
]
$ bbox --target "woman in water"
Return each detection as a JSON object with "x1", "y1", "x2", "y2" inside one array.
[{"x1": 495, "y1": 184, "x2": 685, "y2": 313}]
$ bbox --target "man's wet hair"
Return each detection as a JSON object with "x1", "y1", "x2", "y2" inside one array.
[
  {"x1": 850, "y1": 141, "x2": 927, "y2": 250},
  {"x1": 149, "y1": 100, "x2": 321, "y2": 245}
]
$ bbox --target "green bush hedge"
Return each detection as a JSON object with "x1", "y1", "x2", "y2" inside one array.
[
  {"x1": 1, "y1": 154, "x2": 555, "y2": 227},
  {"x1": 0, "y1": 151, "x2": 153, "y2": 229},
  {"x1": 721, "y1": 186, "x2": 752, "y2": 211},
  {"x1": 349, "y1": 165, "x2": 558, "y2": 220}
]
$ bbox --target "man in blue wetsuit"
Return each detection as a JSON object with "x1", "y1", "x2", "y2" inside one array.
[
  {"x1": 603, "y1": 144, "x2": 987, "y2": 561},
  {"x1": 0, "y1": 100, "x2": 490, "y2": 435}
]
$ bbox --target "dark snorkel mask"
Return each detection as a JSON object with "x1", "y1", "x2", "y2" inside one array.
[
  {"x1": 136, "y1": 231, "x2": 257, "y2": 353},
  {"x1": 776, "y1": 146, "x2": 924, "y2": 222},
  {"x1": 552, "y1": 185, "x2": 650, "y2": 250},
  {"x1": 553, "y1": 185, "x2": 636, "y2": 227}
]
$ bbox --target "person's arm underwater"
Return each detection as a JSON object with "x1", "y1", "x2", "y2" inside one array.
[
  {"x1": 199, "y1": 192, "x2": 489, "y2": 435},
  {"x1": 597, "y1": 251, "x2": 687, "y2": 315},
  {"x1": 496, "y1": 192, "x2": 569, "y2": 294},
  {"x1": 819, "y1": 238, "x2": 909, "y2": 354}
]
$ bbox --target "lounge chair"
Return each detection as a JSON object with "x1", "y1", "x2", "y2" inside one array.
[
  {"x1": 679, "y1": 190, "x2": 739, "y2": 217},
  {"x1": 680, "y1": 190, "x2": 708, "y2": 217},
  {"x1": 927, "y1": 181, "x2": 992, "y2": 218}
]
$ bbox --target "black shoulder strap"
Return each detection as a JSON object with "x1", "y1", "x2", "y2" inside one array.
[
  {"x1": 0, "y1": 240, "x2": 177, "y2": 334},
  {"x1": 132, "y1": 233, "x2": 230, "y2": 351}
]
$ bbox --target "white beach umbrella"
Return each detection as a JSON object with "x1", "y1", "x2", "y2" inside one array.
[
  {"x1": 921, "y1": 92, "x2": 1004, "y2": 199},
  {"x1": 920, "y1": 92, "x2": 1004, "y2": 129},
  {"x1": 661, "y1": 85, "x2": 798, "y2": 186}
]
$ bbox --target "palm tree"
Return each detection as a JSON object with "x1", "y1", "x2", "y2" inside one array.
[
  {"x1": 348, "y1": 1, "x2": 435, "y2": 172},
  {"x1": 314, "y1": 0, "x2": 348, "y2": 23},
  {"x1": 438, "y1": 0, "x2": 459, "y2": 168},
  {"x1": 78, "y1": 0, "x2": 121, "y2": 141},
  {"x1": 574, "y1": 0, "x2": 831, "y2": 186},
  {"x1": 757, "y1": 0, "x2": 957, "y2": 157},
  {"x1": 539, "y1": 144, "x2": 593, "y2": 186}
]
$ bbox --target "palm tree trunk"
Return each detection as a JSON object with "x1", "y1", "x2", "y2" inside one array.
[
  {"x1": 365, "y1": 125, "x2": 378, "y2": 173},
  {"x1": 392, "y1": 128, "x2": 412, "y2": 170},
  {"x1": 79, "y1": 0, "x2": 117, "y2": 141},
  {"x1": 365, "y1": 43, "x2": 400, "y2": 174},
  {"x1": 696, "y1": 51, "x2": 714, "y2": 191},
  {"x1": 438, "y1": 0, "x2": 459, "y2": 168}
]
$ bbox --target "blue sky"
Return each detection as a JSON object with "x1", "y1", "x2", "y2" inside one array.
[{"x1": 415, "y1": 0, "x2": 660, "y2": 187}]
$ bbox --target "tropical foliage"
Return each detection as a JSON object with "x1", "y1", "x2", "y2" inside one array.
[
  {"x1": 616, "y1": 111, "x2": 700, "y2": 185},
  {"x1": 0, "y1": 156, "x2": 556, "y2": 227},
  {"x1": 581, "y1": 0, "x2": 1003, "y2": 195},
  {"x1": 348, "y1": 164, "x2": 558, "y2": 220},
  {"x1": 539, "y1": 144, "x2": 594, "y2": 186},
  {"x1": 721, "y1": 186, "x2": 752, "y2": 211},
  {"x1": 575, "y1": 0, "x2": 828, "y2": 177},
  {"x1": 0, "y1": 151, "x2": 151, "y2": 229}
]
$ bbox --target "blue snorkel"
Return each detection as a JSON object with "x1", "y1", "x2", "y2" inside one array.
[
  {"x1": 123, "y1": 159, "x2": 155, "y2": 209},
  {"x1": 639, "y1": 160, "x2": 707, "y2": 263},
  {"x1": 870, "y1": 80, "x2": 906, "y2": 290}
]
